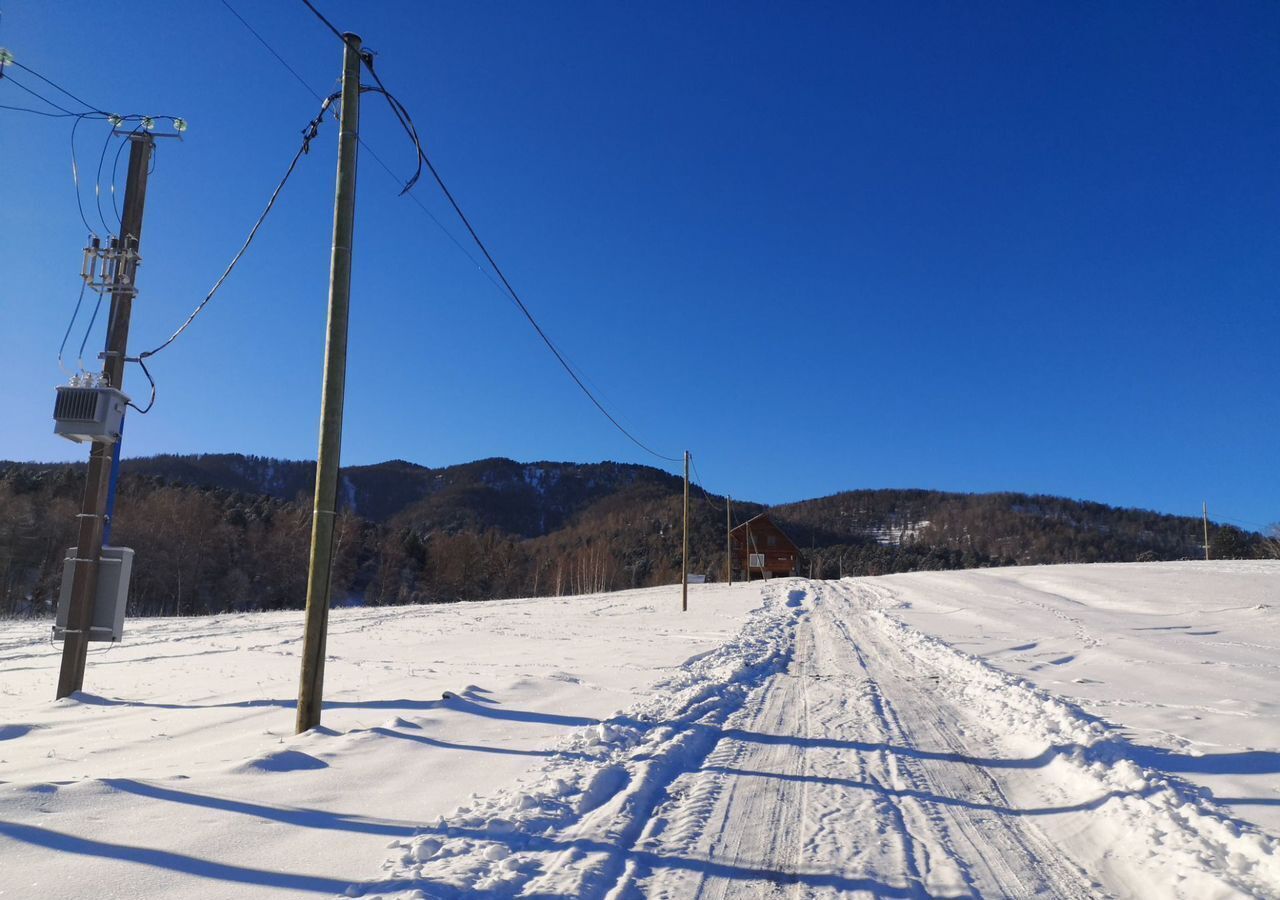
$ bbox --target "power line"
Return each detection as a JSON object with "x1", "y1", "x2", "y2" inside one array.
[
  {"x1": 7, "y1": 58, "x2": 185, "y2": 123},
  {"x1": 0, "y1": 72, "x2": 98, "y2": 233},
  {"x1": 1, "y1": 59, "x2": 188, "y2": 242},
  {"x1": 232, "y1": 0, "x2": 685, "y2": 464},
  {"x1": 76, "y1": 285, "x2": 105, "y2": 372},
  {"x1": 57, "y1": 280, "x2": 89, "y2": 374},
  {"x1": 298, "y1": 0, "x2": 346, "y2": 44},
  {"x1": 220, "y1": 0, "x2": 325, "y2": 103},
  {"x1": 219, "y1": 0, "x2": 514, "y2": 326},
  {"x1": 93, "y1": 126, "x2": 118, "y2": 236},
  {"x1": 132, "y1": 93, "x2": 337, "y2": 365},
  {"x1": 218, "y1": 2, "x2": 471, "y2": 270},
  {"x1": 0, "y1": 101, "x2": 76, "y2": 117},
  {"x1": 430, "y1": 162, "x2": 684, "y2": 461},
  {"x1": 9, "y1": 58, "x2": 100, "y2": 113},
  {"x1": 2, "y1": 73, "x2": 79, "y2": 115},
  {"x1": 690, "y1": 454, "x2": 729, "y2": 517},
  {"x1": 68, "y1": 115, "x2": 96, "y2": 235},
  {"x1": 366, "y1": 86, "x2": 682, "y2": 461}
]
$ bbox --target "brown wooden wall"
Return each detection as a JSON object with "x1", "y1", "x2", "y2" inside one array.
[{"x1": 730, "y1": 515, "x2": 800, "y2": 578}]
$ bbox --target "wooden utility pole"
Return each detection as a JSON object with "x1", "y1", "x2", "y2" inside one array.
[
  {"x1": 297, "y1": 32, "x2": 361, "y2": 734},
  {"x1": 1203, "y1": 501, "x2": 1210, "y2": 561},
  {"x1": 682, "y1": 450, "x2": 690, "y2": 612},
  {"x1": 56, "y1": 134, "x2": 154, "y2": 699},
  {"x1": 726, "y1": 495, "x2": 732, "y2": 586}
]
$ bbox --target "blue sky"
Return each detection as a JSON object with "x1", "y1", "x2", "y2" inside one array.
[{"x1": 1, "y1": 1, "x2": 1276, "y2": 529}]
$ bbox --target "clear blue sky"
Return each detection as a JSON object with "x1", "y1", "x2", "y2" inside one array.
[{"x1": 1, "y1": 1, "x2": 1276, "y2": 529}]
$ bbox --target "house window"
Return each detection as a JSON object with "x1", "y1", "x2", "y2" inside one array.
[
  {"x1": 749, "y1": 553, "x2": 765, "y2": 568},
  {"x1": 767, "y1": 535, "x2": 777, "y2": 548}
]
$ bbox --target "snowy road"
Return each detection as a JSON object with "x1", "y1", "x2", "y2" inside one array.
[
  {"x1": 3, "y1": 566, "x2": 1278, "y2": 898},
  {"x1": 383, "y1": 577, "x2": 1278, "y2": 898},
  {"x1": 639, "y1": 582, "x2": 1094, "y2": 898}
]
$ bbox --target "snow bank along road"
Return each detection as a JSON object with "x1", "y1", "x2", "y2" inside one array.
[{"x1": 2, "y1": 564, "x2": 1278, "y2": 898}]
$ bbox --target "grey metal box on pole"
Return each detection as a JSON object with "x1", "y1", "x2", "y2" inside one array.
[{"x1": 54, "y1": 546, "x2": 133, "y2": 643}]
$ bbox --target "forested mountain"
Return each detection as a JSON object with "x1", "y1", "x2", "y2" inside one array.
[{"x1": 0, "y1": 454, "x2": 1269, "y2": 618}]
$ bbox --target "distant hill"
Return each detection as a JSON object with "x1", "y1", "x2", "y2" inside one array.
[
  {"x1": 0, "y1": 453, "x2": 1267, "y2": 617},
  {"x1": 104, "y1": 453, "x2": 683, "y2": 536}
]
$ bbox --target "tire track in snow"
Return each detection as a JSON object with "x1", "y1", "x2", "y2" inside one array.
[
  {"x1": 847, "y1": 579, "x2": 1280, "y2": 899},
  {"x1": 361, "y1": 576, "x2": 1280, "y2": 899},
  {"x1": 366, "y1": 582, "x2": 804, "y2": 899},
  {"x1": 641, "y1": 580, "x2": 1105, "y2": 897},
  {"x1": 828, "y1": 583, "x2": 1091, "y2": 897}
]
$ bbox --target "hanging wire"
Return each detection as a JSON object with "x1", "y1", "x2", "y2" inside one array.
[
  {"x1": 218, "y1": 2, "x2": 488, "y2": 298},
  {"x1": 689, "y1": 454, "x2": 729, "y2": 516},
  {"x1": 130, "y1": 93, "x2": 337, "y2": 367},
  {"x1": 0, "y1": 101, "x2": 78, "y2": 117},
  {"x1": 0, "y1": 63, "x2": 183, "y2": 238},
  {"x1": 57, "y1": 279, "x2": 90, "y2": 375},
  {"x1": 220, "y1": 0, "x2": 324, "y2": 102},
  {"x1": 0, "y1": 56, "x2": 195, "y2": 380},
  {"x1": 109, "y1": 127, "x2": 141, "y2": 228},
  {"x1": 128, "y1": 357, "x2": 156, "y2": 414},
  {"x1": 1, "y1": 60, "x2": 188, "y2": 125},
  {"x1": 291, "y1": 1, "x2": 684, "y2": 464},
  {"x1": 76, "y1": 288, "x2": 106, "y2": 372},
  {"x1": 2, "y1": 73, "x2": 78, "y2": 115},
  {"x1": 93, "y1": 126, "x2": 118, "y2": 236},
  {"x1": 8, "y1": 58, "x2": 100, "y2": 112},
  {"x1": 1213, "y1": 514, "x2": 1274, "y2": 533},
  {"x1": 297, "y1": 0, "x2": 346, "y2": 42},
  {"x1": 69, "y1": 114, "x2": 97, "y2": 235},
  {"x1": 379, "y1": 79, "x2": 682, "y2": 462}
]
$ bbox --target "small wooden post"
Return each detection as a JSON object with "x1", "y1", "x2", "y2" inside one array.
[
  {"x1": 682, "y1": 450, "x2": 690, "y2": 612},
  {"x1": 1203, "y1": 501, "x2": 1210, "y2": 561}
]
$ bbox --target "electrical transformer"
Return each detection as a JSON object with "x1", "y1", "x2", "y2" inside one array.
[
  {"x1": 54, "y1": 546, "x2": 133, "y2": 643},
  {"x1": 53, "y1": 383, "x2": 129, "y2": 443}
]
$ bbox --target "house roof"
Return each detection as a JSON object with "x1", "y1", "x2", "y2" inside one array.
[
  {"x1": 729, "y1": 513, "x2": 770, "y2": 535},
  {"x1": 728, "y1": 512, "x2": 798, "y2": 545}
]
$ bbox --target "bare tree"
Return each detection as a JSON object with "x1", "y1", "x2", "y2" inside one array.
[{"x1": 1264, "y1": 524, "x2": 1280, "y2": 560}]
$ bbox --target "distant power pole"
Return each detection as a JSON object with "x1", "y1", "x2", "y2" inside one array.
[
  {"x1": 56, "y1": 133, "x2": 155, "y2": 700},
  {"x1": 297, "y1": 32, "x2": 362, "y2": 734},
  {"x1": 1203, "y1": 501, "x2": 1210, "y2": 562},
  {"x1": 682, "y1": 450, "x2": 690, "y2": 612},
  {"x1": 726, "y1": 495, "x2": 732, "y2": 586}
]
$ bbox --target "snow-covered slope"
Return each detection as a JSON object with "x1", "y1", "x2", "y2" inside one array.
[{"x1": 1, "y1": 563, "x2": 1277, "y2": 898}]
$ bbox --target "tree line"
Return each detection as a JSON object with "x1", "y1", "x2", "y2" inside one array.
[{"x1": 1, "y1": 462, "x2": 1271, "y2": 619}]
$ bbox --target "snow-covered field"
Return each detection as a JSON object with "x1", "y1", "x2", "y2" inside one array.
[
  {"x1": 1, "y1": 562, "x2": 1277, "y2": 898},
  {"x1": 876, "y1": 561, "x2": 1280, "y2": 839}
]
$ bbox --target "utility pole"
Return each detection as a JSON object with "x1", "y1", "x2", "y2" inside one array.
[
  {"x1": 1203, "y1": 501, "x2": 1210, "y2": 561},
  {"x1": 682, "y1": 450, "x2": 690, "y2": 612},
  {"x1": 297, "y1": 32, "x2": 361, "y2": 734},
  {"x1": 726, "y1": 495, "x2": 732, "y2": 586},
  {"x1": 56, "y1": 133, "x2": 154, "y2": 699}
]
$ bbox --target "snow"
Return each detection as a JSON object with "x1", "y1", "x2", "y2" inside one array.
[
  {"x1": 0, "y1": 585, "x2": 766, "y2": 899},
  {"x1": 1, "y1": 562, "x2": 1278, "y2": 898},
  {"x1": 866, "y1": 520, "x2": 928, "y2": 546},
  {"x1": 873, "y1": 561, "x2": 1280, "y2": 836}
]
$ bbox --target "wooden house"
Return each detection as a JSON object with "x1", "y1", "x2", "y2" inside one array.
[{"x1": 730, "y1": 513, "x2": 800, "y2": 580}]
